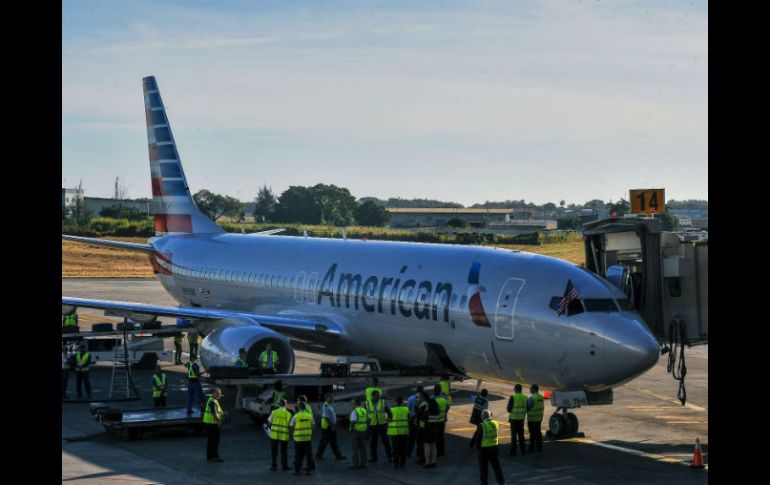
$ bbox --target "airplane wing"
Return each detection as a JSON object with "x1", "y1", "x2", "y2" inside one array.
[
  {"x1": 62, "y1": 297, "x2": 344, "y2": 340},
  {"x1": 246, "y1": 228, "x2": 286, "y2": 236},
  {"x1": 62, "y1": 235, "x2": 154, "y2": 252}
]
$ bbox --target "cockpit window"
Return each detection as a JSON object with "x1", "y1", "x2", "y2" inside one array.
[
  {"x1": 616, "y1": 298, "x2": 634, "y2": 311},
  {"x1": 582, "y1": 299, "x2": 619, "y2": 312},
  {"x1": 548, "y1": 296, "x2": 585, "y2": 316}
]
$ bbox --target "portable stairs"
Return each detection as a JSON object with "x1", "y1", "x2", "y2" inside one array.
[{"x1": 109, "y1": 326, "x2": 140, "y2": 400}]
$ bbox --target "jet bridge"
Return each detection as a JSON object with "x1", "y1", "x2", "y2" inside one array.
[{"x1": 582, "y1": 216, "x2": 708, "y2": 344}]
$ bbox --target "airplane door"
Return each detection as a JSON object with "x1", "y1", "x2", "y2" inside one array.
[{"x1": 495, "y1": 278, "x2": 525, "y2": 340}]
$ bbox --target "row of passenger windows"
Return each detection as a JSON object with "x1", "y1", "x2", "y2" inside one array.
[
  {"x1": 170, "y1": 264, "x2": 470, "y2": 309},
  {"x1": 547, "y1": 297, "x2": 634, "y2": 316},
  {"x1": 171, "y1": 265, "x2": 298, "y2": 290}
]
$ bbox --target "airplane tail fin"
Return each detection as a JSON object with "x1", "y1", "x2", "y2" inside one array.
[{"x1": 142, "y1": 76, "x2": 225, "y2": 236}]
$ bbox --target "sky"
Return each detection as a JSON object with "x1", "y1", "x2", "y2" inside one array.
[{"x1": 62, "y1": 0, "x2": 708, "y2": 207}]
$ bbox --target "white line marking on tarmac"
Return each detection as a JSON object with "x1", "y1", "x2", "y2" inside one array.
[
  {"x1": 563, "y1": 437, "x2": 708, "y2": 470},
  {"x1": 624, "y1": 384, "x2": 707, "y2": 412}
]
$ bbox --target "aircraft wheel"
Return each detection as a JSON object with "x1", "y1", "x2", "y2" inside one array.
[
  {"x1": 566, "y1": 412, "x2": 579, "y2": 435},
  {"x1": 548, "y1": 413, "x2": 567, "y2": 438}
]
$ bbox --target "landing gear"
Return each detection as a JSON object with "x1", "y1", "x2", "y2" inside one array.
[{"x1": 547, "y1": 408, "x2": 583, "y2": 439}]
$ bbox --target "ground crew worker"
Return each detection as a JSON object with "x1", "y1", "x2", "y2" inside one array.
[
  {"x1": 259, "y1": 342, "x2": 279, "y2": 373},
  {"x1": 173, "y1": 333, "x2": 184, "y2": 365},
  {"x1": 433, "y1": 384, "x2": 449, "y2": 457},
  {"x1": 188, "y1": 332, "x2": 200, "y2": 361},
  {"x1": 423, "y1": 391, "x2": 440, "y2": 468},
  {"x1": 386, "y1": 396, "x2": 409, "y2": 468},
  {"x1": 506, "y1": 384, "x2": 527, "y2": 455},
  {"x1": 406, "y1": 385, "x2": 424, "y2": 461},
  {"x1": 439, "y1": 375, "x2": 452, "y2": 404},
  {"x1": 316, "y1": 392, "x2": 346, "y2": 460},
  {"x1": 204, "y1": 388, "x2": 224, "y2": 462},
  {"x1": 186, "y1": 359, "x2": 206, "y2": 415},
  {"x1": 414, "y1": 392, "x2": 429, "y2": 465},
  {"x1": 526, "y1": 384, "x2": 545, "y2": 453},
  {"x1": 267, "y1": 398, "x2": 291, "y2": 471},
  {"x1": 349, "y1": 397, "x2": 369, "y2": 469},
  {"x1": 63, "y1": 311, "x2": 78, "y2": 332},
  {"x1": 367, "y1": 390, "x2": 392, "y2": 463},
  {"x1": 234, "y1": 348, "x2": 247, "y2": 367},
  {"x1": 365, "y1": 377, "x2": 382, "y2": 408},
  {"x1": 74, "y1": 344, "x2": 92, "y2": 399},
  {"x1": 468, "y1": 388, "x2": 489, "y2": 447},
  {"x1": 151, "y1": 365, "x2": 168, "y2": 408},
  {"x1": 270, "y1": 381, "x2": 286, "y2": 411},
  {"x1": 290, "y1": 401, "x2": 316, "y2": 475},
  {"x1": 61, "y1": 343, "x2": 71, "y2": 400},
  {"x1": 472, "y1": 410, "x2": 506, "y2": 485}
]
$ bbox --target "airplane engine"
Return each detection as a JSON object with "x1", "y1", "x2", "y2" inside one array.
[{"x1": 198, "y1": 322, "x2": 295, "y2": 374}]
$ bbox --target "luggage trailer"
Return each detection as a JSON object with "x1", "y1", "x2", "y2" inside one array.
[
  {"x1": 89, "y1": 403, "x2": 207, "y2": 441},
  {"x1": 211, "y1": 356, "x2": 452, "y2": 423}
]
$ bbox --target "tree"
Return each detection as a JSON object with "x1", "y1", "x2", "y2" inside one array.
[
  {"x1": 446, "y1": 217, "x2": 469, "y2": 229},
  {"x1": 311, "y1": 184, "x2": 357, "y2": 226},
  {"x1": 659, "y1": 208, "x2": 682, "y2": 231},
  {"x1": 99, "y1": 205, "x2": 147, "y2": 221},
  {"x1": 607, "y1": 198, "x2": 630, "y2": 217},
  {"x1": 354, "y1": 200, "x2": 390, "y2": 226},
  {"x1": 253, "y1": 185, "x2": 277, "y2": 222},
  {"x1": 70, "y1": 197, "x2": 93, "y2": 225},
  {"x1": 274, "y1": 186, "x2": 321, "y2": 224},
  {"x1": 193, "y1": 189, "x2": 244, "y2": 221},
  {"x1": 557, "y1": 217, "x2": 582, "y2": 230}
]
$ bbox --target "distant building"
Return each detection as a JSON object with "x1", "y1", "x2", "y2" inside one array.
[
  {"x1": 387, "y1": 208, "x2": 512, "y2": 229},
  {"x1": 564, "y1": 208, "x2": 610, "y2": 224},
  {"x1": 84, "y1": 196, "x2": 152, "y2": 216},
  {"x1": 62, "y1": 187, "x2": 84, "y2": 218}
]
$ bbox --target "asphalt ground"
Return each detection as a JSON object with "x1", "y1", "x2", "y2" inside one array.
[{"x1": 62, "y1": 279, "x2": 708, "y2": 484}]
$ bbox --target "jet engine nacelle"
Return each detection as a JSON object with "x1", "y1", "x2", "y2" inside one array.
[{"x1": 198, "y1": 321, "x2": 295, "y2": 374}]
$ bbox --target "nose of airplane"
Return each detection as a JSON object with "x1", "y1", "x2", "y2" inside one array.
[{"x1": 603, "y1": 316, "x2": 659, "y2": 381}]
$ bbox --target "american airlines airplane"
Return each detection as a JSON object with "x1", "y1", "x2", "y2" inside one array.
[{"x1": 63, "y1": 76, "x2": 659, "y2": 434}]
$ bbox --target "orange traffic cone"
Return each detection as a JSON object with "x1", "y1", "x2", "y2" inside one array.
[{"x1": 690, "y1": 438, "x2": 705, "y2": 468}]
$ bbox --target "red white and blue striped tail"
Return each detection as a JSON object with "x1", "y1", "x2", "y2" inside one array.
[{"x1": 142, "y1": 76, "x2": 225, "y2": 236}]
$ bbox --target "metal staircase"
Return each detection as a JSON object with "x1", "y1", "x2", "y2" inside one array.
[{"x1": 109, "y1": 327, "x2": 140, "y2": 399}]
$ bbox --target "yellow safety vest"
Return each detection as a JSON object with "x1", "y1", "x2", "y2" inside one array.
[
  {"x1": 260, "y1": 351, "x2": 279, "y2": 370},
  {"x1": 387, "y1": 405, "x2": 409, "y2": 436},
  {"x1": 152, "y1": 373, "x2": 167, "y2": 397},
  {"x1": 173, "y1": 335, "x2": 183, "y2": 344},
  {"x1": 365, "y1": 386, "x2": 383, "y2": 407},
  {"x1": 439, "y1": 380, "x2": 452, "y2": 404},
  {"x1": 351, "y1": 406, "x2": 368, "y2": 432},
  {"x1": 75, "y1": 352, "x2": 91, "y2": 372},
  {"x1": 64, "y1": 314, "x2": 78, "y2": 326},
  {"x1": 272, "y1": 390, "x2": 285, "y2": 407},
  {"x1": 321, "y1": 401, "x2": 332, "y2": 430},
  {"x1": 187, "y1": 362, "x2": 199, "y2": 380},
  {"x1": 270, "y1": 408, "x2": 291, "y2": 441},
  {"x1": 527, "y1": 393, "x2": 545, "y2": 423},
  {"x1": 203, "y1": 396, "x2": 222, "y2": 424},
  {"x1": 293, "y1": 411, "x2": 313, "y2": 442},
  {"x1": 366, "y1": 400, "x2": 387, "y2": 426},
  {"x1": 509, "y1": 393, "x2": 527, "y2": 421},
  {"x1": 480, "y1": 420, "x2": 499, "y2": 447},
  {"x1": 436, "y1": 396, "x2": 448, "y2": 422}
]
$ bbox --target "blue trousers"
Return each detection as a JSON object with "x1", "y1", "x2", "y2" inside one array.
[{"x1": 187, "y1": 381, "x2": 205, "y2": 413}]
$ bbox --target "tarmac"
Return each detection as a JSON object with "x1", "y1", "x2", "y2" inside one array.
[{"x1": 62, "y1": 278, "x2": 708, "y2": 484}]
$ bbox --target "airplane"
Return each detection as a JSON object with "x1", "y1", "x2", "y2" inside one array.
[{"x1": 62, "y1": 76, "x2": 659, "y2": 435}]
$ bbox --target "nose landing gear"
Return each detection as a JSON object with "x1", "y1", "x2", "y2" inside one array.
[{"x1": 547, "y1": 408, "x2": 583, "y2": 439}]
